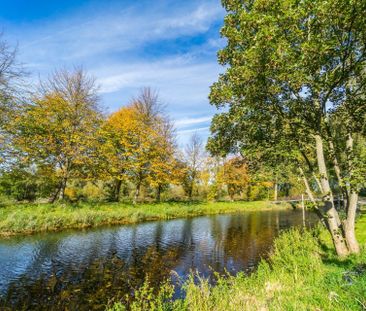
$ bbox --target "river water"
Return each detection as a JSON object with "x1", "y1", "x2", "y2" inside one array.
[{"x1": 0, "y1": 208, "x2": 316, "y2": 310}]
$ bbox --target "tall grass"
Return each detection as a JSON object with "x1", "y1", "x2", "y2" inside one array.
[
  {"x1": 108, "y1": 229, "x2": 366, "y2": 311},
  {"x1": 0, "y1": 201, "x2": 282, "y2": 236}
]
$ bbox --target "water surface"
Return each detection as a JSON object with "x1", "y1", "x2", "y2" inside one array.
[{"x1": 0, "y1": 208, "x2": 316, "y2": 310}]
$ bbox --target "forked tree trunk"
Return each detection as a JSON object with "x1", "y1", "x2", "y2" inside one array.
[
  {"x1": 58, "y1": 177, "x2": 67, "y2": 201},
  {"x1": 51, "y1": 176, "x2": 67, "y2": 203},
  {"x1": 315, "y1": 135, "x2": 349, "y2": 257},
  {"x1": 49, "y1": 187, "x2": 60, "y2": 203}
]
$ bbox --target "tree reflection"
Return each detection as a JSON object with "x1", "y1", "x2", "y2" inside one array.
[{"x1": 0, "y1": 210, "x2": 317, "y2": 310}]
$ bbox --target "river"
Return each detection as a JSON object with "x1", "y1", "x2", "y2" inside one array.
[{"x1": 0, "y1": 208, "x2": 317, "y2": 310}]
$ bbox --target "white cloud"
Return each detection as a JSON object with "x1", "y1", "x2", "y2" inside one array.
[
  {"x1": 4, "y1": 0, "x2": 224, "y2": 146},
  {"x1": 12, "y1": 1, "x2": 223, "y2": 66},
  {"x1": 97, "y1": 57, "x2": 220, "y2": 96},
  {"x1": 177, "y1": 126, "x2": 210, "y2": 135},
  {"x1": 175, "y1": 116, "x2": 212, "y2": 127},
  {"x1": 93, "y1": 55, "x2": 222, "y2": 119}
]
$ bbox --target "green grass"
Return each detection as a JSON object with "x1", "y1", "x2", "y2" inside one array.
[
  {"x1": 108, "y1": 216, "x2": 366, "y2": 311},
  {"x1": 0, "y1": 201, "x2": 284, "y2": 236}
]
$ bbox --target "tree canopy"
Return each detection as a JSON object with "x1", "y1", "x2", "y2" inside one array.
[{"x1": 208, "y1": 0, "x2": 366, "y2": 256}]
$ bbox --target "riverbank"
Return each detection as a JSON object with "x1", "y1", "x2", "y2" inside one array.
[
  {"x1": 0, "y1": 201, "x2": 286, "y2": 237},
  {"x1": 109, "y1": 216, "x2": 366, "y2": 311}
]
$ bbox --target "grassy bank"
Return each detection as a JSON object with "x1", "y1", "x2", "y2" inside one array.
[
  {"x1": 0, "y1": 201, "x2": 284, "y2": 236},
  {"x1": 109, "y1": 217, "x2": 366, "y2": 311}
]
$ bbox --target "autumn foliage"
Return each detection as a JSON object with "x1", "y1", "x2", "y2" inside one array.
[{"x1": 0, "y1": 65, "x2": 287, "y2": 203}]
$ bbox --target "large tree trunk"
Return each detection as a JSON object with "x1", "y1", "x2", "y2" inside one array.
[
  {"x1": 344, "y1": 190, "x2": 360, "y2": 254},
  {"x1": 344, "y1": 133, "x2": 360, "y2": 254},
  {"x1": 315, "y1": 135, "x2": 349, "y2": 257}
]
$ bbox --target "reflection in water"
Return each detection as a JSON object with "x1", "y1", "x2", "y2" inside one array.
[{"x1": 0, "y1": 209, "x2": 317, "y2": 310}]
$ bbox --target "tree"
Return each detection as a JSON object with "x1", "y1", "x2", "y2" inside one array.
[
  {"x1": 132, "y1": 87, "x2": 166, "y2": 127},
  {"x1": 0, "y1": 164, "x2": 57, "y2": 201},
  {"x1": 182, "y1": 133, "x2": 204, "y2": 200},
  {"x1": 100, "y1": 96, "x2": 179, "y2": 203},
  {"x1": 99, "y1": 105, "x2": 161, "y2": 203},
  {"x1": 131, "y1": 88, "x2": 179, "y2": 201},
  {"x1": 147, "y1": 119, "x2": 180, "y2": 202},
  {"x1": 13, "y1": 68, "x2": 102, "y2": 202},
  {"x1": 0, "y1": 34, "x2": 25, "y2": 167},
  {"x1": 218, "y1": 156, "x2": 249, "y2": 201},
  {"x1": 209, "y1": 0, "x2": 366, "y2": 256},
  {"x1": 98, "y1": 106, "x2": 138, "y2": 202}
]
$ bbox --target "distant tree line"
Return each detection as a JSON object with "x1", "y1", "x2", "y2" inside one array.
[{"x1": 0, "y1": 34, "x2": 304, "y2": 204}]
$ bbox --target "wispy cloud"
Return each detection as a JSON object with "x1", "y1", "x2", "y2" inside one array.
[
  {"x1": 4, "y1": 0, "x2": 224, "y2": 145},
  {"x1": 93, "y1": 55, "x2": 222, "y2": 119},
  {"x1": 11, "y1": 1, "x2": 223, "y2": 67},
  {"x1": 175, "y1": 116, "x2": 212, "y2": 127},
  {"x1": 177, "y1": 126, "x2": 210, "y2": 134}
]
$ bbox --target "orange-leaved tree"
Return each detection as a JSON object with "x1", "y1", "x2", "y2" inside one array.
[
  {"x1": 100, "y1": 102, "x2": 180, "y2": 203},
  {"x1": 99, "y1": 105, "x2": 148, "y2": 202},
  {"x1": 217, "y1": 156, "x2": 249, "y2": 201}
]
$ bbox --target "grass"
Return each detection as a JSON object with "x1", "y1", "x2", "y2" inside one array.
[
  {"x1": 108, "y1": 214, "x2": 366, "y2": 311},
  {"x1": 0, "y1": 201, "x2": 284, "y2": 236}
]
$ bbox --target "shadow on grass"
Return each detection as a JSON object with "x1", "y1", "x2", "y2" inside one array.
[{"x1": 319, "y1": 243, "x2": 366, "y2": 279}]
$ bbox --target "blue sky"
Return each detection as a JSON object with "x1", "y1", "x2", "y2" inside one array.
[{"x1": 0, "y1": 0, "x2": 226, "y2": 147}]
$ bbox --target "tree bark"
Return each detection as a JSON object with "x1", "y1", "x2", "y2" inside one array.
[
  {"x1": 114, "y1": 179, "x2": 122, "y2": 202},
  {"x1": 49, "y1": 187, "x2": 60, "y2": 203},
  {"x1": 344, "y1": 190, "x2": 360, "y2": 254},
  {"x1": 312, "y1": 173, "x2": 323, "y2": 193},
  {"x1": 299, "y1": 167, "x2": 327, "y2": 227},
  {"x1": 156, "y1": 184, "x2": 162, "y2": 202},
  {"x1": 57, "y1": 177, "x2": 67, "y2": 201},
  {"x1": 274, "y1": 178, "x2": 278, "y2": 201},
  {"x1": 246, "y1": 184, "x2": 252, "y2": 201},
  {"x1": 315, "y1": 134, "x2": 349, "y2": 257},
  {"x1": 188, "y1": 182, "x2": 193, "y2": 200},
  {"x1": 344, "y1": 133, "x2": 360, "y2": 254},
  {"x1": 328, "y1": 138, "x2": 349, "y2": 208},
  {"x1": 328, "y1": 139, "x2": 342, "y2": 186},
  {"x1": 133, "y1": 182, "x2": 141, "y2": 204},
  {"x1": 299, "y1": 167, "x2": 317, "y2": 205}
]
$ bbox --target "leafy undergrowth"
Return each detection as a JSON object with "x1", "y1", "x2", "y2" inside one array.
[
  {"x1": 0, "y1": 201, "x2": 282, "y2": 236},
  {"x1": 108, "y1": 228, "x2": 366, "y2": 311}
]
